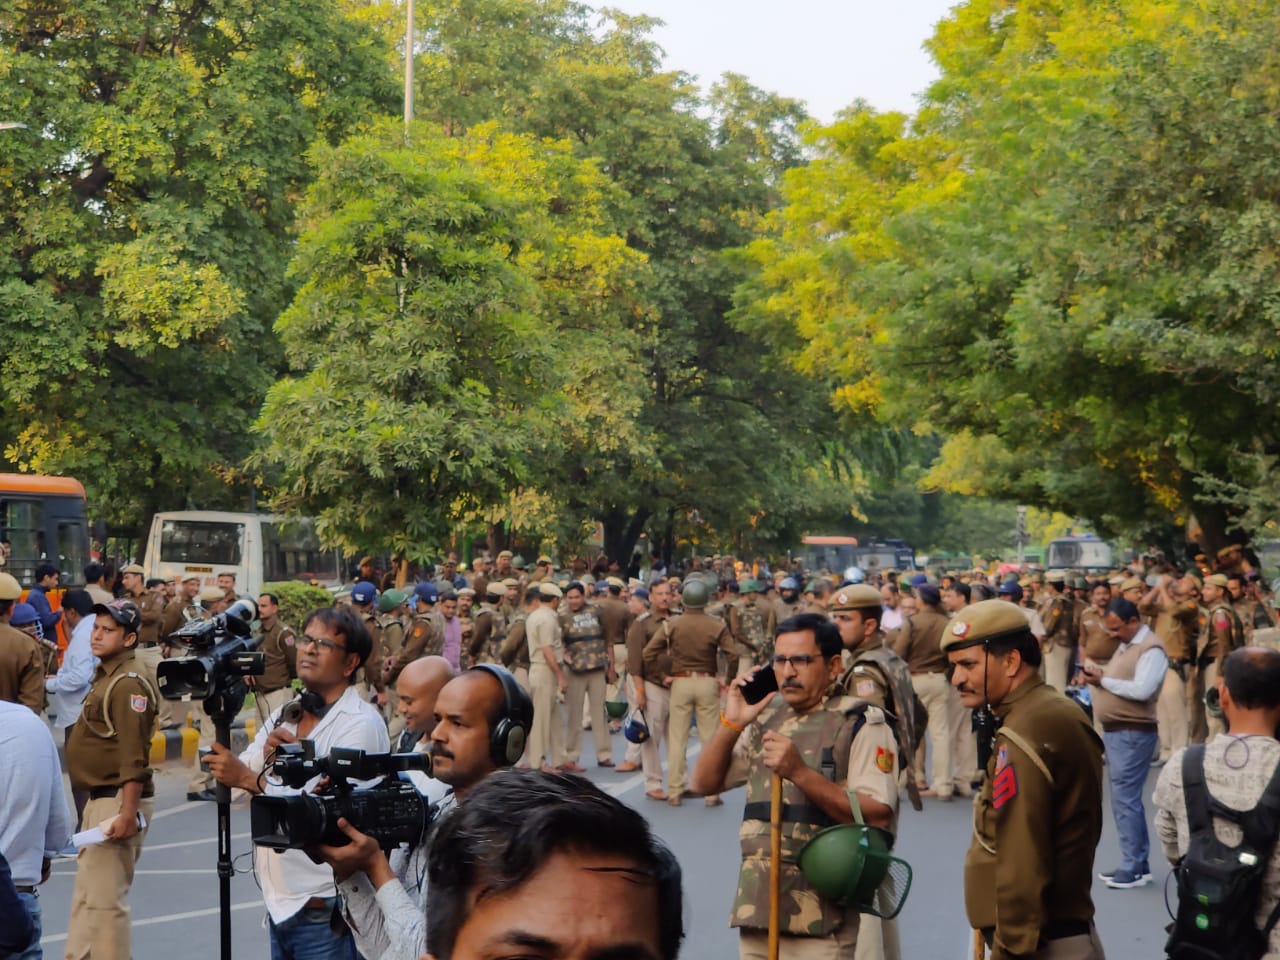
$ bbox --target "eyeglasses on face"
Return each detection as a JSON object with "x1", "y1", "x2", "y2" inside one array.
[
  {"x1": 299, "y1": 634, "x2": 347, "y2": 655},
  {"x1": 771, "y1": 654, "x2": 819, "y2": 669}
]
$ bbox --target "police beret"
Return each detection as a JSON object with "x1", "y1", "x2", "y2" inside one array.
[
  {"x1": 829, "y1": 584, "x2": 883, "y2": 611},
  {"x1": 1205, "y1": 573, "x2": 1230, "y2": 589},
  {"x1": 485, "y1": 582, "x2": 505, "y2": 598},
  {"x1": 940, "y1": 599, "x2": 1032, "y2": 652},
  {"x1": 0, "y1": 573, "x2": 20, "y2": 601},
  {"x1": 538, "y1": 582, "x2": 563, "y2": 599},
  {"x1": 1120, "y1": 577, "x2": 1145, "y2": 593}
]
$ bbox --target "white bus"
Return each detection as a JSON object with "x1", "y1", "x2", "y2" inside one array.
[
  {"x1": 1046, "y1": 535, "x2": 1114, "y2": 572},
  {"x1": 142, "y1": 511, "x2": 344, "y2": 597}
]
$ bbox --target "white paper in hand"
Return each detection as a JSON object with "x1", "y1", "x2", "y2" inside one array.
[{"x1": 71, "y1": 812, "x2": 147, "y2": 849}]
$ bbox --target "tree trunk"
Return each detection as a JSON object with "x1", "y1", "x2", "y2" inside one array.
[{"x1": 602, "y1": 506, "x2": 651, "y2": 570}]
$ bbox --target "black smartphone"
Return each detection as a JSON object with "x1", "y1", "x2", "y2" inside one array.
[{"x1": 739, "y1": 666, "x2": 778, "y2": 705}]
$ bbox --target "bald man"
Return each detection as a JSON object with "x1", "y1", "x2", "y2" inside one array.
[{"x1": 394, "y1": 655, "x2": 455, "y2": 753}]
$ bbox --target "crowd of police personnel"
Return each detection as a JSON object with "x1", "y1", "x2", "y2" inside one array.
[{"x1": 10, "y1": 540, "x2": 1279, "y2": 960}]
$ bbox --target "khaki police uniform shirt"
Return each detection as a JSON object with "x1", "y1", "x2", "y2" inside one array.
[
  {"x1": 1154, "y1": 735, "x2": 1280, "y2": 957},
  {"x1": 388, "y1": 612, "x2": 443, "y2": 682},
  {"x1": 629, "y1": 611, "x2": 671, "y2": 684},
  {"x1": 526, "y1": 605, "x2": 562, "y2": 666},
  {"x1": 966, "y1": 675, "x2": 1103, "y2": 960},
  {"x1": 66, "y1": 649, "x2": 158, "y2": 795},
  {"x1": 642, "y1": 609, "x2": 734, "y2": 677},
  {"x1": 596, "y1": 596, "x2": 634, "y2": 649},
  {"x1": 160, "y1": 597, "x2": 198, "y2": 641},
  {"x1": 891, "y1": 610, "x2": 950, "y2": 674},
  {"x1": 1079, "y1": 604, "x2": 1120, "y2": 663},
  {"x1": 837, "y1": 635, "x2": 892, "y2": 710},
  {"x1": 127, "y1": 588, "x2": 166, "y2": 646},
  {"x1": 258, "y1": 618, "x2": 298, "y2": 692},
  {"x1": 0, "y1": 622, "x2": 46, "y2": 712}
]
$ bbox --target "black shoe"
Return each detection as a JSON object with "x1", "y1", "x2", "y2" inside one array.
[{"x1": 187, "y1": 789, "x2": 217, "y2": 802}]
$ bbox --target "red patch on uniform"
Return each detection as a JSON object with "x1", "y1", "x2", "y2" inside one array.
[
  {"x1": 130, "y1": 694, "x2": 149, "y2": 713},
  {"x1": 992, "y1": 763, "x2": 1017, "y2": 809},
  {"x1": 875, "y1": 746, "x2": 895, "y2": 773},
  {"x1": 1213, "y1": 613, "x2": 1231, "y2": 632}
]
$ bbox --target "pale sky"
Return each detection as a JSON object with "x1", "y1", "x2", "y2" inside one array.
[{"x1": 604, "y1": 0, "x2": 961, "y2": 122}]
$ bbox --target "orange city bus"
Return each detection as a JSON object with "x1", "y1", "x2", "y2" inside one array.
[{"x1": 0, "y1": 474, "x2": 93, "y2": 655}]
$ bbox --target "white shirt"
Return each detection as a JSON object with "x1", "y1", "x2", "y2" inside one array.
[
  {"x1": 881, "y1": 607, "x2": 903, "y2": 633},
  {"x1": 240, "y1": 684, "x2": 390, "y2": 924},
  {"x1": 1100, "y1": 625, "x2": 1168, "y2": 702},
  {"x1": 0, "y1": 702, "x2": 73, "y2": 885},
  {"x1": 46, "y1": 615, "x2": 97, "y2": 730}
]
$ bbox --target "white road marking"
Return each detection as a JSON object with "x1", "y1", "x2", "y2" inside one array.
[{"x1": 41, "y1": 901, "x2": 261, "y2": 944}]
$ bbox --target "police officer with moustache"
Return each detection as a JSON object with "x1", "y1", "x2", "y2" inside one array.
[
  {"x1": 466, "y1": 583, "x2": 507, "y2": 667},
  {"x1": 692, "y1": 614, "x2": 900, "y2": 960},
  {"x1": 943, "y1": 600, "x2": 1105, "y2": 960},
  {"x1": 643, "y1": 578, "x2": 736, "y2": 807},
  {"x1": 557, "y1": 582, "x2": 614, "y2": 770},
  {"x1": 249, "y1": 592, "x2": 298, "y2": 719},
  {"x1": 631, "y1": 580, "x2": 675, "y2": 799},
  {"x1": 119, "y1": 564, "x2": 164, "y2": 717}
]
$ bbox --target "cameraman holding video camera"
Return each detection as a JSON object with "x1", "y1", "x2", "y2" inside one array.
[
  {"x1": 204, "y1": 606, "x2": 389, "y2": 960},
  {"x1": 317, "y1": 664, "x2": 532, "y2": 960}
]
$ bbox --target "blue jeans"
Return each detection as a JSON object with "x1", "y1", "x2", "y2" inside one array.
[
  {"x1": 268, "y1": 900, "x2": 357, "y2": 960},
  {"x1": 2, "y1": 890, "x2": 41, "y2": 960},
  {"x1": 1103, "y1": 727, "x2": 1158, "y2": 874}
]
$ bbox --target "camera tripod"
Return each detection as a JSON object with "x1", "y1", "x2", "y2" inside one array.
[{"x1": 202, "y1": 685, "x2": 248, "y2": 960}]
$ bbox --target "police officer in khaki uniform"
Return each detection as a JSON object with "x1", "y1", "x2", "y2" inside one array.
[
  {"x1": 943, "y1": 600, "x2": 1105, "y2": 960},
  {"x1": 631, "y1": 581, "x2": 675, "y2": 797},
  {"x1": 0, "y1": 572, "x2": 45, "y2": 712},
  {"x1": 642, "y1": 578, "x2": 735, "y2": 807},
  {"x1": 1138, "y1": 574, "x2": 1197, "y2": 761},
  {"x1": 467, "y1": 582, "x2": 507, "y2": 666},
  {"x1": 250, "y1": 591, "x2": 297, "y2": 719},
  {"x1": 65, "y1": 599, "x2": 158, "y2": 960},
  {"x1": 727, "y1": 580, "x2": 777, "y2": 678},
  {"x1": 597, "y1": 577, "x2": 634, "y2": 710},
  {"x1": 119, "y1": 564, "x2": 165, "y2": 723},
  {"x1": 376, "y1": 588, "x2": 409, "y2": 734},
  {"x1": 383, "y1": 583, "x2": 445, "y2": 685},
  {"x1": 526, "y1": 582, "x2": 568, "y2": 771},
  {"x1": 558, "y1": 582, "x2": 614, "y2": 770},
  {"x1": 1038, "y1": 572, "x2": 1076, "y2": 692},
  {"x1": 498, "y1": 585, "x2": 536, "y2": 692},
  {"x1": 1196, "y1": 573, "x2": 1245, "y2": 740}
]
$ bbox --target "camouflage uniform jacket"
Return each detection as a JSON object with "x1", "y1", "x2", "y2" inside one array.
[
  {"x1": 469, "y1": 603, "x2": 507, "y2": 665},
  {"x1": 558, "y1": 606, "x2": 609, "y2": 673},
  {"x1": 726, "y1": 694, "x2": 899, "y2": 936},
  {"x1": 728, "y1": 601, "x2": 775, "y2": 667},
  {"x1": 499, "y1": 611, "x2": 530, "y2": 670}
]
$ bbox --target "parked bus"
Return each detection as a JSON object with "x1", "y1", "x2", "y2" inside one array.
[
  {"x1": 798, "y1": 536, "x2": 918, "y2": 577},
  {"x1": 0, "y1": 474, "x2": 91, "y2": 587},
  {"x1": 143, "y1": 511, "x2": 343, "y2": 597}
]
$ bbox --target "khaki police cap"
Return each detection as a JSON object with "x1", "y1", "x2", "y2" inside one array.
[
  {"x1": 1029, "y1": 571, "x2": 1045, "y2": 584},
  {"x1": 0, "y1": 573, "x2": 20, "y2": 601},
  {"x1": 485, "y1": 582, "x2": 505, "y2": 598},
  {"x1": 606, "y1": 576, "x2": 627, "y2": 590},
  {"x1": 1217, "y1": 544, "x2": 1242, "y2": 559},
  {"x1": 1205, "y1": 573, "x2": 1230, "y2": 589},
  {"x1": 1183, "y1": 573, "x2": 1203, "y2": 590},
  {"x1": 1046, "y1": 569, "x2": 1067, "y2": 584},
  {"x1": 199, "y1": 586, "x2": 225, "y2": 604},
  {"x1": 122, "y1": 563, "x2": 145, "y2": 576},
  {"x1": 1120, "y1": 577, "x2": 1144, "y2": 593},
  {"x1": 497, "y1": 550, "x2": 513, "y2": 560},
  {"x1": 457, "y1": 587, "x2": 475, "y2": 597},
  {"x1": 828, "y1": 584, "x2": 883, "y2": 611},
  {"x1": 940, "y1": 599, "x2": 1031, "y2": 652},
  {"x1": 538, "y1": 582, "x2": 563, "y2": 599},
  {"x1": 501, "y1": 578, "x2": 519, "y2": 588}
]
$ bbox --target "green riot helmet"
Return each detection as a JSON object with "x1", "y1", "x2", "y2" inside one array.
[
  {"x1": 797, "y1": 822, "x2": 913, "y2": 919},
  {"x1": 681, "y1": 578, "x2": 711, "y2": 609},
  {"x1": 378, "y1": 588, "x2": 407, "y2": 614}
]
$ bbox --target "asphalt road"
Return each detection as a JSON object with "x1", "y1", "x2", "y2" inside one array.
[{"x1": 37, "y1": 723, "x2": 1174, "y2": 960}]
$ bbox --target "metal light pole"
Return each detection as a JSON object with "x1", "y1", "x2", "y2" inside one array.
[{"x1": 404, "y1": 0, "x2": 415, "y2": 129}]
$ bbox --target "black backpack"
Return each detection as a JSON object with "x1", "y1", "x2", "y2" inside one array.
[{"x1": 1166, "y1": 744, "x2": 1280, "y2": 960}]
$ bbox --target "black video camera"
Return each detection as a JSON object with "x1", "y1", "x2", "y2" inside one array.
[
  {"x1": 157, "y1": 598, "x2": 264, "y2": 702},
  {"x1": 250, "y1": 741, "x2": 435, "y2": 852}
]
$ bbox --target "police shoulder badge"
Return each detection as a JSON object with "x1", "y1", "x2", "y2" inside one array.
[
  {"x1": 875, "y1": 746, "x2": 895, "y2": 773},
  {"x1": 284, "y1": 633, "x2": 295, "y2": 646},
  {"x1": 130, "y1": 694, "x2": 149, "y2": 713}
]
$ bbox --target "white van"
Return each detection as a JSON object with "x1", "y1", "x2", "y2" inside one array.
[
  {"x1": 143, "y1": 511, "x2": 344, "y2": 597},
  {"x1": 1046, "y1": 536, "x2": 1114, "y2": 572}
]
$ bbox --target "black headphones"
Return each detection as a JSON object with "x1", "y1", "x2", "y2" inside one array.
[
  {"x1": 279, "y1": 690, "x2": 330, "y2": 725},
  {"x1": 469, "y1": 664, "x2": 532, "y2": 767}
]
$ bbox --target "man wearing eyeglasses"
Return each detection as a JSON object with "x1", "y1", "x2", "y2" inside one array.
[
  {"x1": 204, "y1": 606, "x2": 389, "y2": 960},
  {"x1": 693, "y1": 613, "x2": 900, "y2": 959}
]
